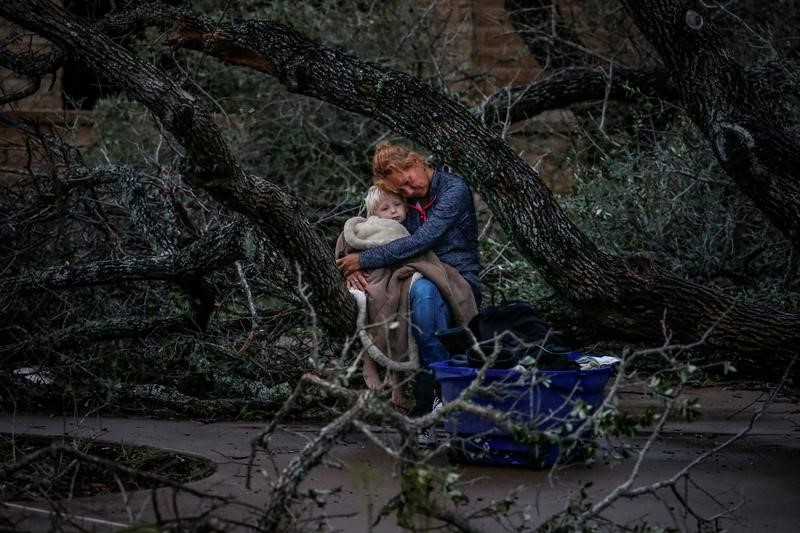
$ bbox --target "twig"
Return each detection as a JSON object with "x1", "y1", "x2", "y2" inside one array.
[
  {"x1": 0, "y1": 443, "x2": 229, "y2": 502},
  {"x1": 235, "y1": 260, "x2": 258, "y2": 353},
  {"x1": 599, "y1": 61, "x2": 614, "y2": 134},
  {"x1": 588, "y1": 356, "x2": 796, "y2": 519},
  {"x1": 256, "y1": 392, "x2": 371, "y2": 531}
]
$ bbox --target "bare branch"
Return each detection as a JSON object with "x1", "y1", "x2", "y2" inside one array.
[
  {"x1": 621, "y1": 0, "x2": 800, "y2": 248},
  {"x1": 0, "y1": 0, "x2": 356, "y2": 338},
  {"x1": 480, "y1": 65, "x2": 676, "y2": 125}
]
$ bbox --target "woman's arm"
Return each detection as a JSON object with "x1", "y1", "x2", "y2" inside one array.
[
  {"x1": 335, "y1": 231, "x2": 369, "y2": 289},
  {"x1": 358, "y1": 179, "x2": 471, "y2": 269}
]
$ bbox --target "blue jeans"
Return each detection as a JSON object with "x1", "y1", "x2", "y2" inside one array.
[{"x1": 408, "y1": 278, "x2": 452, "y2": 417}]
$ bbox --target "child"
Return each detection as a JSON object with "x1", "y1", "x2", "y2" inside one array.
[{"x1": 336, "y1": 186, "x2": 477, "y2": 411}]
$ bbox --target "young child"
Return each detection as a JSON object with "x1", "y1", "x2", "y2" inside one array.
[{"x1": 335, "y1": 186, "x2": 477, "y2": 411}]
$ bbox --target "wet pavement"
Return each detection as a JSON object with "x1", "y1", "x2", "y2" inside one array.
[{"x1": 1, "y1": 386, "x2": 799, "y2": 532}]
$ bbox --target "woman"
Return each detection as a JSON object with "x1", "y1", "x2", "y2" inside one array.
[{"x1": 337, "y1": 142, "x2": 482, "y2": 445}]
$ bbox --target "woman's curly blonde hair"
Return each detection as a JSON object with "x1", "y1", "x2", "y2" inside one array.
[{"x1": 372, "y1": 142, "x2": 432, "y2": 192}]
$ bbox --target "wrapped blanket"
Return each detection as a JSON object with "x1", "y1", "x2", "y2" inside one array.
[{"x1": 336, "y1": 216, "x2": 478, "y2": 370}]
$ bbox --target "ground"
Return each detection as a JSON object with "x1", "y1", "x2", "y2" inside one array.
[
  {"x1": 0, "y1": 386, "x2": 798, "y2": 531},
  {"x1": 0, "y1": 434, "x2": 214, "y2": 502}
]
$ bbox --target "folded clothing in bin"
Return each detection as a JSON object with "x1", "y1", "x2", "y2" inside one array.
[{"x1": 431, "y1": 353, "x2": 615, "y2": 468}]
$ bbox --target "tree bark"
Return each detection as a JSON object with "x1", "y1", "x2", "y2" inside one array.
[
  {"x1": 2, "y1": 2, "x2": 798, "y2": 373},
  {"x1": 0, "y1": 0, "x2": 356, "y2": 339},
  {"x1": 164, "y1": 10, "x2": 800, "y2": 371},
  {"x1": 620, "y1": 0, "x2": 800, "y2": 249}
]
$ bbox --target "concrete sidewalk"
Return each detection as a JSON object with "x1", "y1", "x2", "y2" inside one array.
[{"x1": 1, "y1": 386, "x2": 799, "y2": 531}]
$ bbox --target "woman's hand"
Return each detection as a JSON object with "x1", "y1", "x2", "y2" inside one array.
[{"x1": 336, "y1": 252, "x2": 361, "y2": 277}]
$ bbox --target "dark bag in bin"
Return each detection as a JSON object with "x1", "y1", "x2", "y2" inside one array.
[{"x1": 436, "y1": 301, "x2": 578, "y2": 370}]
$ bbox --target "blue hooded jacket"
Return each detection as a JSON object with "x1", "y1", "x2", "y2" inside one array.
[{"x1": 359, "y1": 167, "x2": 482, "y2": 305}]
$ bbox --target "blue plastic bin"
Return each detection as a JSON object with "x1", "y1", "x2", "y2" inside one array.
[{"x1": 430, "y1": 353, "x2": 613, "y2": 467}]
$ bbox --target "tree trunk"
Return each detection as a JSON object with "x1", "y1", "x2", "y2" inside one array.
[
  {"x1": 620, "y1": 0, "x2": 800, "y2": 249},
  {"x1": 2, "y1": 2, "x2": 798, "y2": 375},
  {"x1": 0, "y1": 0, "x2": 356, "y2": 339}
]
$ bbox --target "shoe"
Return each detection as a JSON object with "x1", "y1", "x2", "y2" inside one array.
[
  {"x1": 417, "y1": 428, "x2": 438, "y2": 447},
  {"x1": 432, "y1": 396, "x2": 443, "y2": 414}
]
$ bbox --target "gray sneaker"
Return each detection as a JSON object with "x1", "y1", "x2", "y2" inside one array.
[{"x1": 417, "y1": 428, "x2": 438, "y2": 447}]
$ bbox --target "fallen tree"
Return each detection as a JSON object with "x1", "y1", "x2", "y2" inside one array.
[
  {"x1": 620, "y1": 0, "x2": 800, "y2": 249},
  {"x1": 0, "y1": 0, "x2": 798, "y2": 377},
  {"x1": 170, "y1": 8, "x2": 799, "y2": 369}
]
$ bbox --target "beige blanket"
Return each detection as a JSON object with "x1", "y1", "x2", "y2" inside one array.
[{"x1": 336, "y1": 216, "x2": 478, "y2": 370}]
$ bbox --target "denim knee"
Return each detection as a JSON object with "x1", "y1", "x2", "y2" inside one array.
[{"x1": 409, "y1": 278, "x2": 452, "y2": 367}]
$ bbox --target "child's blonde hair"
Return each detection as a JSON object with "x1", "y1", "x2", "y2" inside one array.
[
  {"x1": 364, "y1": 185, "x2": 404, "y2": 217},
  {"x1": 372, "y1": 142, "x2": 432, "y2": 192}
]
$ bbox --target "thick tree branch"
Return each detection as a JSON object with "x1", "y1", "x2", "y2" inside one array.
[
  {"x1": 620, "y1": 0, "x2": 800, "y2": 248},
  {"x1": 481, "y1": 66, "x2": 677, "y2": 125},
  {"x1": 165, "y1": 11, "x2": 800, "y2": 367},
  {"x1": 0, "y1": 0, "x2": 356, "y2": 339},
  {"x1": 0, "y1": 220, "x2": 251, "y2": 294},
  {"x1": 2, "y1": 314, "x2": 194, "y2": 354},
  {"x1": 479, "y1": 60, "x2": 798, "y2": 127},
  {"x1": 121, "y1": 166, "x2": 180, "y2": 255}
]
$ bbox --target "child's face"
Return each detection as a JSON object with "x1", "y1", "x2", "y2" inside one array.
[{"x1": 375, "y1": 193, "x2": 407, "y2": 222}]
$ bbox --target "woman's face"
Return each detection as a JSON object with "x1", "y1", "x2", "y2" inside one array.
[{"x1": 386, "y1": 159, "x2": 433, "y2": 198}]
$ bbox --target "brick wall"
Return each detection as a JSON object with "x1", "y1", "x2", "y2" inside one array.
[
  {"x1": 1, "y1": 4, "x2": 98, "y2": 185},
  {"x1": 429, "y1": 0, "x2": 575, "y2": 191}
]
